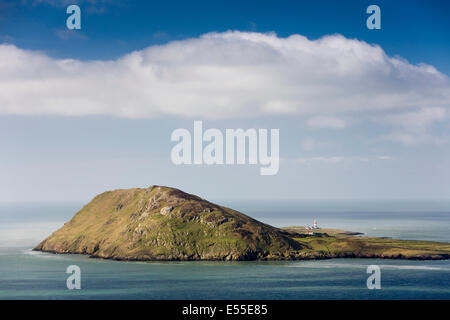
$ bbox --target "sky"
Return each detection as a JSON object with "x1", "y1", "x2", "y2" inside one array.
[{"x1": 0, "y1": 0, "x2": 449, "y2": 203}]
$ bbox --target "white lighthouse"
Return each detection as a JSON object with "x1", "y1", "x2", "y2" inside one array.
[{"x1": 313, "y1": 220, "x2": 318, "y2": 229}]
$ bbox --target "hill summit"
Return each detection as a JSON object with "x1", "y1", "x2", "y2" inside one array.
[{"x1": 34, "y1": 186, "x2": 302, "y2": 261}]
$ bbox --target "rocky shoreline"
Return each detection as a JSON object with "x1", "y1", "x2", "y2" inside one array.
[{"x1": 33, "y1": 247, "x2": 449, "y2": 261}]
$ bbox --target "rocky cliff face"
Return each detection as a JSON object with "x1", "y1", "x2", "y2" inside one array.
[{"x1": 34, "y1": 186, "x2": 302, "y2": 261}]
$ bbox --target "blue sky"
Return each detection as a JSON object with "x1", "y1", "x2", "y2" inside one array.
[
  {"x1": 1, "y1": 0, "x2": 450, "y2": 72},
  {"x1": 0, "y1": 0, "x2": 449, "y2": 202}
]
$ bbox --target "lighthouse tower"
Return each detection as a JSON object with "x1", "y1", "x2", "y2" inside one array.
[{"x1": 313, "y1": 220, "x2": 318, "y2": 229}]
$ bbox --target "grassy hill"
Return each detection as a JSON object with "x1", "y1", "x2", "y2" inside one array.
[
  {"x1": 34, "y1": 186, "x2": 450, "y2": 261},
  {"x1": 34, "y1": 186, "x2": 302, "y2": 260}
]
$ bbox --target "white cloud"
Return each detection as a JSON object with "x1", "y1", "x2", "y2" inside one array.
[
  {"x1": 0, "y1": 31, "x2": 449, "y2": 119},
  {"x1": 307, "y1": 116, "x2": 346, "y2": 128}
]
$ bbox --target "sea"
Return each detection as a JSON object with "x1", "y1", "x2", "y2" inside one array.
[{"x1": 0, "y1": 200, "x2": 449, "y2": 300}]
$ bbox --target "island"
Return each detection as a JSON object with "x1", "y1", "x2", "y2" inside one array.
[{"x1": 34, "y1": 186, "x2": 450, "y2": 261}]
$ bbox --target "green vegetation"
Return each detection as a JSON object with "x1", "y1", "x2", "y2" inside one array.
[
  {"x1": 34, "y1": 186, "x2": 450, "y2": 261},
  {"x1": 283, "y1": 226, "x2": 450, "y2": 260},
  {"x1": 34, "y1": 186, "x2": 301, "y2": 261}
]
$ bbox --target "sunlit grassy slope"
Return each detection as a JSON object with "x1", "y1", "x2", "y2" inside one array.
[
  {"x1": 35, "y1": 186, "x2": 302, "y2": 260},
  {"x1": 35, "y1": 186, "x2": 450, "y2": 261},
  {"x1": 284, "y1": 226, "x2": 450, "y2": 260}
]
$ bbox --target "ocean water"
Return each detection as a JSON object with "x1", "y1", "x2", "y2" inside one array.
[{"x1": 0, "y1": 201, "x2": 449, "y2": 300}]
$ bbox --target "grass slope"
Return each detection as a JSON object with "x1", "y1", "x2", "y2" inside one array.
[
  {"x1": 284, "y1": 227, "x2": 450, "y2": 260},
  {"x1": 34, "y1": 186, "x2": 450, "y2": 261},
  {"x1": 35, "y1": 186, "x2": 301, "y2": 261}
]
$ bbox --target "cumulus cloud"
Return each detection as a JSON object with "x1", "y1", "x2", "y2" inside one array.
[{"x1": 0, "y1": 31, "x2": 449, "y2": 119}]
